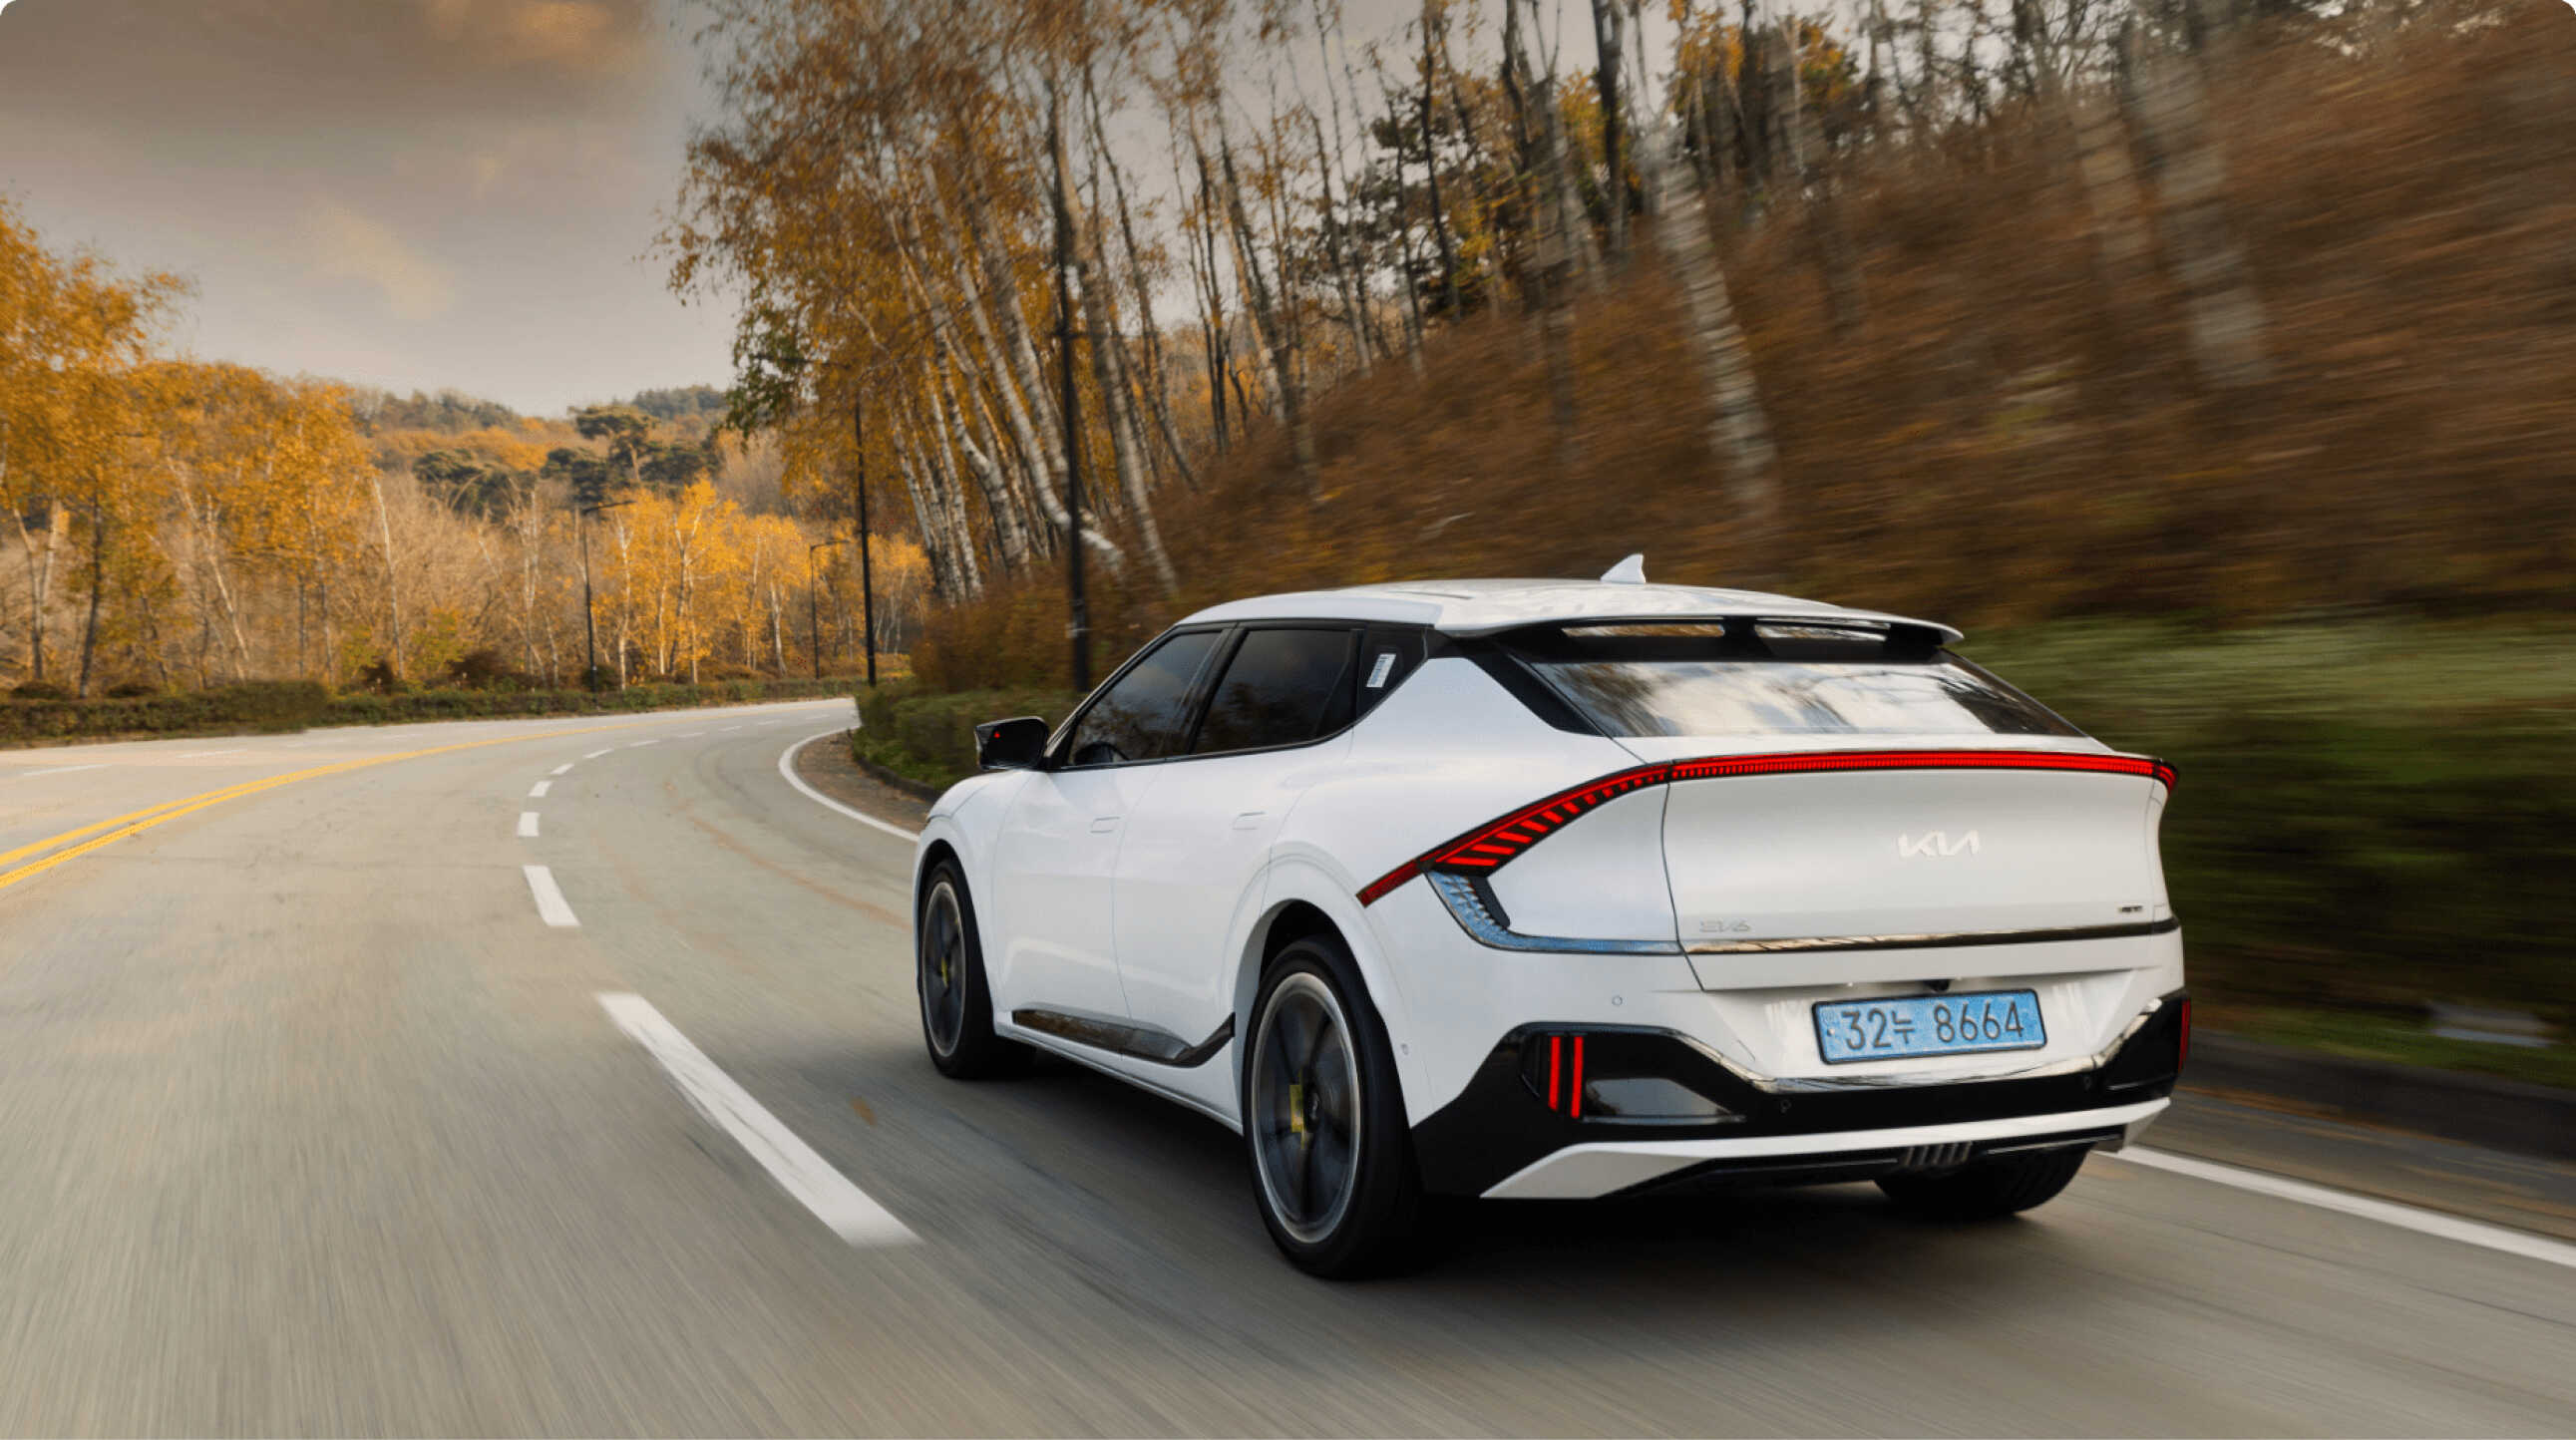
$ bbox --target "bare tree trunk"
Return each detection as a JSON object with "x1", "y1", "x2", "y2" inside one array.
[
  {"x1": 367, "y1": 470, "x2": 404, "y2": 680},
  {"x1": 1647, "y1": 125, "x2": 1785, "y2": 582},
  {"x1": 1506, "y1": 0, "x2": 1580, "y2": 449},
  {"x1": 2123, "y1": 26, "x2": 2271, "y2": 389},
  {"x1": 11, "y1": 500, "x2": 67, "y2": 683},
  {"x1": 1216, "y1": 114, "x2": 1323, "y2": 501},
  {"x1": 1087, "y1": 79, "x2": 1200, "y2": 491},
  {"x1": 1416, "y1": 4, "x2": 1463, "y2": 317},
  {"x1": 1592, "y1": 0, "x2": 1630, "y2": 263}
]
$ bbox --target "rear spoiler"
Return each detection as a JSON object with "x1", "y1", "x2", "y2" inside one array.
[{"x1": 1488, "y1": 614, "x2": 1963, "y2": 658}]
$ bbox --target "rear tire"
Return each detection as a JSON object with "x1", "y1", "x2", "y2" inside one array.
[
  {"x1": 1877, "y1": 1146, "x2": 2090, "y2": 1220},
  {"x1": 1243, "y1": 934, "x2": 1424, "y2": 1278},
  {"x1": 916, "y1": 862, "x2": 1025, "y2": 1080}
]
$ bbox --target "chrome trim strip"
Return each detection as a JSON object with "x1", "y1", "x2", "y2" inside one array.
[
  {"x1": 1721, "y1": 997, "x2": 2171, "y2": 1094},
  {"x1": 1425, "y1": 872, "x2": 1684, "y2": 955},
  {"x1": 1686, "y1": 916, "x2": 2180, "y2": 955}
]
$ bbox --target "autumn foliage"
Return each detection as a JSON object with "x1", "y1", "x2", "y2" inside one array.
[{"x1": 916, "y1": 1, "x2": 2576, "y2": 690}]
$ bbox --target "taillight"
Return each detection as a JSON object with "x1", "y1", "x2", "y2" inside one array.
[
  {"x1": 2177, "y1": 998, "x2": 2192, "y2": 1070},
  {"x1": 1358, "y1": 748, "x2": 2175, "y2": 905}
]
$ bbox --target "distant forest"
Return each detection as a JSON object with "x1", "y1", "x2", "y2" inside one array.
[{"x1": 347, "y1": 383, "x2": 731, "y2": 437}]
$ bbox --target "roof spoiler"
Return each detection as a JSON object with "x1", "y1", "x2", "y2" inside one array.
[{"x1": 1492, "y1": 613, "x2": 1964, "y2": 649}]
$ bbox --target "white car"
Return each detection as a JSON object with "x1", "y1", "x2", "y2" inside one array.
[{"x1": 911, "y1": 562, "x2": 2188, "y2": 1275}]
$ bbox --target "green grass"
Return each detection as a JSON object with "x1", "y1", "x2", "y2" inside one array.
[{"x1": 2206, "y1": 1005, "x2": 2576, "y2": 1092}]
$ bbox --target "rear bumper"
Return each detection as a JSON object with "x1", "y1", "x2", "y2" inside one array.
[
  {"x1": 1480, "y1": 1099, "x2": 2167, "y2": 1199},
  {"x1": 1410, "y1": 990, "x2": 2189, "y2": 1197}
]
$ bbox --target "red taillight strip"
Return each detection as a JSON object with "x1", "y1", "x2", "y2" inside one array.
[
  {"x1": 1420, "y1": 762, "x2": 1666, "y2": 871},
  {"x1": 1356, "y1": 749, "x2": 2174, "y2": 905},
  {"x1": 1665, "y1": 749, "x2": 2176, "y2": 790}
]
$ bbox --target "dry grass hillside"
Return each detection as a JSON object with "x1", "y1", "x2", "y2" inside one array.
[{"x1": 918, "y1": 4, "x2": 2575, "y2": 689}]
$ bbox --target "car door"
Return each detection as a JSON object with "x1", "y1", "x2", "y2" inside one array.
[
  {"x1": 987, "y1": 628, "x2": 1224, "y2": 1023},
  {"x1": 1112, "y1": 625, "x2": 1361, "y2": 1049}
]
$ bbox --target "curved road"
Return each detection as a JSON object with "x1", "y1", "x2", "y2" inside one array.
[{"x1": 2, "y1": 704, "x2": 2571, "y2": 1435}]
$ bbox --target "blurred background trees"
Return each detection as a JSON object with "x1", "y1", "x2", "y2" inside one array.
[
  {"x1": 0, "y1": 201, "x2": 918, "y2": 696},
  {"x1": 655, "y1": 0, "x2": 2569, "y2": 689}
]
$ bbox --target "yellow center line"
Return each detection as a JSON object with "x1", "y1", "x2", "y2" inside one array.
[{"x1": 0, "y1": 717, "x2": 679, "y2": 897}]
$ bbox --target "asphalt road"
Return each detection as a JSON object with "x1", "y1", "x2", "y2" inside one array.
[{"x1": 3, "y1": 704, "x2": 2572, "y2": 1436}]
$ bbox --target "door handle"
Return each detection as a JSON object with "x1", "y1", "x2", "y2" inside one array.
[
  {"x1": 1090, "y1": 816, "x2": 1121, "y2": 833},
  {"x1": 1232, "y1": 811, "x2": 1267, "y2": 831}
]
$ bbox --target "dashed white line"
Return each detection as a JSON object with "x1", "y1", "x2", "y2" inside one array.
[
  {"x1": 518, "y1": 812, "x2": 541, "y2": 839},
  {"x1": 778, "y1": 731, "x2": 920, "y2": 842},
  {"x1": 2106, "y1": 1147, "x2": 2576, "y2": 1271},
  {"x1": 628, "y1": 739, "x2": 659, "y2": 749},
  {"x1": 678, "y1": 731, "x2": 704, "y2": 738},
  {"x1": 550, "y1": 762, "x2": 574, "y2": 776},
  {"x1": 528, "y1": 780, "x2": 552, "y2": 799},
  {"x1": 18, "y1": 763, "x2": 110, "y2": 778},
  {"x1": 523, "y1": 865, "x2": 579, "y2": 927},
  {"x1": 583, "y1": 748, "x2": 614, "y2": 760},
  {"x1": 597, "y1": 992, "x2": 917, "y2": 1248}
]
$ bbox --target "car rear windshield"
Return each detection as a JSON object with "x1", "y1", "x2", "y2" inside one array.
[{"x1": 1499, "y1": 623, "x2": 2083, "y2": 738}]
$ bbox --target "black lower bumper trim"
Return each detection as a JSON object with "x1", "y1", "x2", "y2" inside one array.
[{"x1": 1409, "y1": 991, "x2": 2187, "y2": 1197}]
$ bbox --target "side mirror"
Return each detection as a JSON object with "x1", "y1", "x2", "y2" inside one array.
[{"x1": 974, "y1": 715, "x2": 1050, "y2": 771}]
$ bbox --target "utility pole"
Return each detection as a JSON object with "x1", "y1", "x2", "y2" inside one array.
[
  {"x1": 852, "y1": 401, "x2": 878, "y2": 688},
  {"x1": 808, "y1": 537, "x2": 847, "y2": 680},
  {"x1": 1047, "y1": 66, "x2": 1092, "y2": 692},
  {"x1": 578, "y1": 498, "x2": 633, "y2": 689}
]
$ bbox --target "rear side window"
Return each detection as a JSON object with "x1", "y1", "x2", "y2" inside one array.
[
  {"x1": 1502, "y1": 626, "x2": 2081, "y2": 738},
  {"x1": 1354, "y1": 625, "x2": 1427, "y2": 719},
  {"x1": 1192, "y1": 627, "x2": 1357, "y2": 755},
  {"x1": 1063, "y1": 630, "x2": 1223, "y2": 766}
]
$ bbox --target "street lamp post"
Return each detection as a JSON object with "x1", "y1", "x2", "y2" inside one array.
[
  {"x1": 578, "y1": 498, "x2": 633, "y2": 688},
  {"x1": 808, "y1": 538, "x2": 847, "y2": 681}
]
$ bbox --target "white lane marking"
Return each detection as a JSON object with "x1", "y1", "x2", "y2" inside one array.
[
  {"x1": 550, "y1": 762, "x2": 574, "y2": 776},
  {"x1": 679, "y1": 731, "x2": 704, "y2": 737},
  {"x1": 518, "y1": 812, "x2": 541, "y2": 839},
  {"x1": 2108, "y1": 1147, "x2": 2576, "y2": 1271},
  {"x1": 179, "y1": 749, "x2": 246, "y2": 758},
  {"x1": 628, "y1": 739, "x2": 659, "y2": 749},
  {"x1": 19, "y1": 763, "x2": 110, "y2": 778},
  {"x1": 583, "y1": 748, "x2": 614, "y2": 760},
  {"x1": 779, "y1": 731, "x2": 920, "y2": 842},
  {"x1": 720, "y1": 726, "x2": 742, "y2": 733},
  {"x1": 528, "y1": 780, "x2": 552, "y2": 799},
  {"x1": 523, "y1": 865, "x2": 579, "y2": 927},
  {"x1": 596, "y1": 992, "x2": 917, "y2": 1248}
]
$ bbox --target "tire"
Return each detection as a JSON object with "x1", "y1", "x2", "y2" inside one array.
[
  {"x1": 1242, "y1": 934, "x2": 1424, "y2": 1278},
  {"x1": 1876, "y1": 1146, "x2": 2090, "y2": 1221},
  {"x1": 916, "y1": 861, "x2": 1025, "y2": 1080}
]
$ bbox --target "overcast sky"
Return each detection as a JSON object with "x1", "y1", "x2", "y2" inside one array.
[
  {"x1": 0, "y1": 0, "x2": 1671, "y2": 419},
  {"x1": 0, "y1": 0, "x2": 731, "y2": 416}
]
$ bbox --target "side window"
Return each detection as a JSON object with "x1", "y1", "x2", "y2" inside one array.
[
  {"x1": 1191, "y1": 628, "x2": 1358, "y2": 755},
  {"x1": 1062, "y1": 630, "x2": 1223, "y2": 767},
  {"x1": 1354, "y1": 626, "x2": 1427, "y2": 719}
]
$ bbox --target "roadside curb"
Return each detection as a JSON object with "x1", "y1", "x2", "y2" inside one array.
[{"x1": 2187, "y1": 1032, "x2": 2576, "y2": 1163}]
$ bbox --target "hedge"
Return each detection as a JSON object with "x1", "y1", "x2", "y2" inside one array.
[
  {"x1": 1, "y1": 677, "x2": 857, "y2": 747},
  {"x1": 853, "y1": 681, "x2": 1084, "y2": 790}
]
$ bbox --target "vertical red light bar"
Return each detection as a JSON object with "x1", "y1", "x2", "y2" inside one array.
[
  {"x1": 1570, "y1": 1035, "x2": 1586, "y2": 1119},
  {"x1": 2178, "y1": 999, "x2": 2192, "y2": 1070},
  {"x1": 1548, "y1": 1035, "x2": 1563, "y2": 1111}
]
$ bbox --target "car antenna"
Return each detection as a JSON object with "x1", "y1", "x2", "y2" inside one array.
[{"x1": 1600, "y1": 553, "x2": 1647, "y2": 585}]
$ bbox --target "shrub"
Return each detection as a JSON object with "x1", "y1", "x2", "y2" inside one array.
[
  {"x1": 104, "y1": 681, "x2": 159, "y2": 699},
  {"x1": 9, "y1": 681, "x2": 74, "y2": 701}
]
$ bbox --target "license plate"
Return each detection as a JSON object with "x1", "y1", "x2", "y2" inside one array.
[{"x1": 1813, "y1": 990, "x2": 2045, "y2": 1064}]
